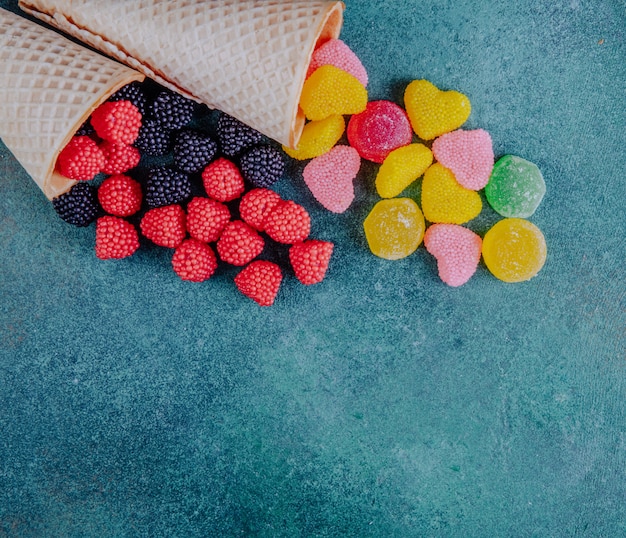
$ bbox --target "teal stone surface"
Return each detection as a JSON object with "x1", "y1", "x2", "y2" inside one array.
[
  {"x1": 486, "y1": 155, "x2": 547, "y2": 218},
  {"x1": 1, "y1": 1, "x2": 625, "y2": 536}
]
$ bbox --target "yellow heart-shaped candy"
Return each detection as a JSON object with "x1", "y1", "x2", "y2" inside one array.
[
  {"x1": 421, "y1": 163, "x2": 482, "y2": 224},
  {"x1": 404, "y1": 80, "x2": 471, "y2": 140}
]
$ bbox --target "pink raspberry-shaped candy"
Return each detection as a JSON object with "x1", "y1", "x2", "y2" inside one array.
[
  {"x1": 423, "y1": 224, "x2": 482, "y2": 287},
  {"x1": 302, "y1": 145, "x2": 361, "y2": 213},
  {"x1": 431, "y1": 129, "x2": 494, "y2": 190},
  {"x1": 307, "y1": 39, "x2": 368, "y2": 87}
]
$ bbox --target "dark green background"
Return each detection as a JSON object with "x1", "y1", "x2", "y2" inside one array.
[{"x1": 1, "y1": 0, "x2": 624, "y2": 536}]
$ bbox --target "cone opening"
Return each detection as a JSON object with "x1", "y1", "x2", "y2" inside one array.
[{"x1": 290, "y1": 2, "x2": 344, "y2": 150}]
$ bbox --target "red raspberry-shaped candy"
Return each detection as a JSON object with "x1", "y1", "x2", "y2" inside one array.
[
  {"x1": 91, "y1": 100, "x2": 142, "y2": 145},
  {"x1": 186, "y1": 197, "x2": 231, "y2": 243},
  {"x1": 201, "y1": 157, "x2": 245, "y2": 202},
  {"x1": 347, "y1": 100, "x2": 413, "y2": 163},
  {"x1": 140, "y1": 205, "x2": 187, "y2": 248},
  {"x1": 97, "y1": 174, "x2": 143, "y2": 217},
  {"x1": 100, "y1": 142, "x2": 141, "y2": 175},
  {"x1": 172, "y1": 238, "x2": 217, "y2": 282},
  {"x1": 57, "y1": 136, "x2": 106, "y2": 181},
  {"x1": 217, "y1": 220, "x2": 264, "y2": 266},
  {"x1": 264, "y1": 200, "x2": 311, "y2": 244},
  {"x1": 95, "y1": 216, "x2": 139, "y2": 259},
  {"x1": 234, "y1": 260, "x2": 282, "y2": 306},
  {"x1": 289, "y1": 240, "x2": 334, "y2": 285},
  {"x1": 239, "y1": 188, "x2": 282, "y2": 232}
]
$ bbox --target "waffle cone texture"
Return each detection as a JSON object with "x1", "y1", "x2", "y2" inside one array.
[
  {"x1": 19, "y1": 0, "x2": 345, "y2": 149},
  {"x1": 0, "y1": 8, "x2": 144, "y2": 199}
]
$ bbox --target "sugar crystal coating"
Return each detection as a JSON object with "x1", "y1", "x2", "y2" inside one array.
[
  {"x1": 299, "y1": 65, "x2": 368, "y2": 121},
  {"x1": 306, "y1": 39, "x2": 368, "y2": 87},
  {"x1": 282, "y1": 115, "x2": 345, "y2": 160},
  {"x1": 347, "y1": 100, "x2": 413, "y2": 163},
  {"x1": 375, "y1": 143, "x2": 433, "y2": 198},
  {"x1": 421, "y1": 163, "x2": 482, "y2": 224},
  {"x1": 404, "y1": 80, "x2": 471, "y2": 140},
  {"x1": 482, "y1": 218, "x2": 547, "y2": 283},
  {"x1": 302, "y1": 145, "x2": 360, "y2": 213},
  {"x1": 424, "y1": 224, "x2": 482, "y2": 287},
  {"x1": 485, "y1": 155, "x2": 546, "y2": 218},
  {"x1": 363, "y1": 198, "x2": 425, "y2": 260},
  {"x1": 431, "y1": 129, "x2": 494, "y2": 190}
]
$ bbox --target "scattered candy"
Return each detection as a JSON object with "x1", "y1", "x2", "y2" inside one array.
[
  {"x1": 146, "y1": 166, "x2": 192, "y2": 208},
  {"x1": 424, "y1": 224, "x2": 482, "y2": 287},
  {"x1": 404, "y1": 79, "x2": 471, "y2": 140},
  {"x1": 431, "y1": 129, "x2": 494, "y2": 190},
  {"x1": 363, "y1": 198, "x2": 425, "y2": 260},
  {"x1": 216, "y1": 220, "x2": 265, "y2": 266},
  {"x1": 282, "y1": 115, "x2": 345, "y2": 160},
  {"x1": 485, "y1": 155, "x2": 546, "y2": 218},
  {"x1": 264, "y1": 200, "x2": 311, "y2": 244},
  {"x1": 216, "y1": 113, "x2": 265, "y2": 157},
  {"x1": 97, "y1": 174, "x2": 143, "y2": 217},
  {"x1": 95, "y1": 216, "x2": 139, "y2": 260},
  {"x1": 239, "y1": 188, "x2": 282, "y2": 232},
  {"x1": 289, "y1": 240, "x2": 334, "y2": 285},
  {"x1": 172, "y1": 130, "x2": 218, "y2": 174},
  {"x1": 481, "y1": 218, "x2": 547, "y2": 283},
  {"x1": 375, "y1": 143, "x2": 433, "y2": 199},
  {"x1": 100, "y1": 142, "x2": 141, "y2": 175},
  {"x1": 57, "y1": 136, "x2": 106, "y2": 181},
  {"x1": 90, "y1": 100, "x2": 142, "y2": 145},
  {"x1": 302, "y1": 145, "x2": 360, "y2": 213},
  {"x1": 134, "y1": 119, "x2": 171, "y2": 156},
  {"x1": 186, "y1": 197, "x2": 231, "y2": 243},
  {"x1": 171, "y1": 238, "x2": 218, "y2": 283},
  {"x1": 299, "y1": 65, "x2": 368, "y2": 121},
  {"x1": 347, "y1": 100, "x2": 413, "y2": 163},
  {"x1": 307, "y1": 38, "x2": 368, "y2": 87},
  {"x1": 52, "y1": 183, "x2": 100, "y2": 227},
  {"x1": 140, "y1": 205, "x2": 187, "y2": 249},
  {"x1": 239, "y1": 145, "x2": 285, "y2": 188},
  {"x1": 421, "y1": 163, "x2": 482, "y2": 224},
  {"x1": 151, "y1": 89, "x2": 195, "y2": 130},
  {"x1": 108, "y1": 81, "x2": 147, "y2": 116},
  {"x1": 234, "y1": 260, "x2": 283, "y2": 306},
  {"x1": 202, "y1": 158, "x2": 245, "y2": 202}
]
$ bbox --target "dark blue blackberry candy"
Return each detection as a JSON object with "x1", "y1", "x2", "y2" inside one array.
[
  {"x1": 108, "y1": 81, "x2": 148, "y2": 116},
  {"x1": 134, "y1": 119, "x2": 172, "y2": 156},
  {"x1": 75, "y1": 119, "x2": 94, "y2": 137},
  {"x1": 172, "y1": 130, "x2": 218, "y2": 173},
  {"x1": 52, "y1": 182, "x2": 100, "y2": 227},
  {"x1": 145, "y1": 167, "x2": 192, "y2": 208},
  {"x1": 239, "y1": 145, "x2": 285, "y2": 188},
  {"x1": 216, "y1": 113, "x2": 264, "y2": 157},
  {"x1": 151, "y1": 90, "x2": 195, "y2": 130}
]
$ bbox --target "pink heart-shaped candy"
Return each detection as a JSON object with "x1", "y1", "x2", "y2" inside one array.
[
  {"x1": 432, "y1": 129, "x2": 494, "y2": 190},
  {"x1": 302, "y1": 145, "x2": 361, "y2": 213},
  {"x1": 424, "y1": 224, "x2": 482, "y2": 287}
]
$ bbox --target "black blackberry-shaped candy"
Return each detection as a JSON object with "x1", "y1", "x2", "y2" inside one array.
[
  {"x1": 172, "y1": 130, "x2": 218, "y2": 173},
  {"x1": 75, "y1": 119, "x2": 95, "y2": 137},
  {"x1": 239, "y1": 145, "x2": 285, "y2": 188},
  {"x1": 134, "y1": 119, "x2": 172, "y2": 156},
  {"x1": 151, "y1": 90, "x2": 195, "y2": 130},
  {"x1": 145, "y1": 167, "x2": 192, "y2": 208},
  {"x1": 108, "y1": 81, "x2": 148, "y2": 116},
  {"x1": 52, "y1": 183, "x2": 100, "y2": 227},
  {"x1": 216, "y1": 113, "x2": 264, "y2": 157}
]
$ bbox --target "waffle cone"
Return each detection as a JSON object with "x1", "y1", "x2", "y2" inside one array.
[
  {"x1": 0, "y1": 8, "x2": 144, "y2": 200},
  {"x1": 19, "y1": 0, "x2": 345, "y2": 149}
]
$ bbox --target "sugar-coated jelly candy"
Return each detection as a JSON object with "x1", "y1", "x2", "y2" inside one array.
[
  {"x1": 347, "y1": 100, "x2": 413, "y2": 163},
  {"x1": 303, "y1": 145, "x2": 361, "y2": 213},
  {"x1": 431, "y1": 129, "x2": 494, "y2": 190},
  {"x1": 363, "y1": 198, "x2": 425, "y2": 260},
  {"x1": 375, "y1": 143, "x2": 433, "y2": 198},
  {"x1": 283, "y1": 115, "x2": 345, "y2": 160},
  {"x1": 485, "y1": 155, "x2": 546, "y2": 218},
  {"x1": 307, "y1": 39, "x2": 368, "y2": 87},
  {"x1": 421, "y1": 163, "x2": 482, "y2": 224},
  {"x1": 299, "y1": 65, "x2": 368, "y2": 121},
  {"x1": 424, "y1": 224, "x2": 482, "y2": 287},
  {"x1": 482, "y1": 218, "x2": 547, "y2": 283},
  {"x1": 404, "y1": 80, "x2": 471, "y2": 140}
]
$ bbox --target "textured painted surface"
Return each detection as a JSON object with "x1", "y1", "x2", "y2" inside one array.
[{"x1": 1, "y1": 0, "x2": 625, "y2": 536}]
